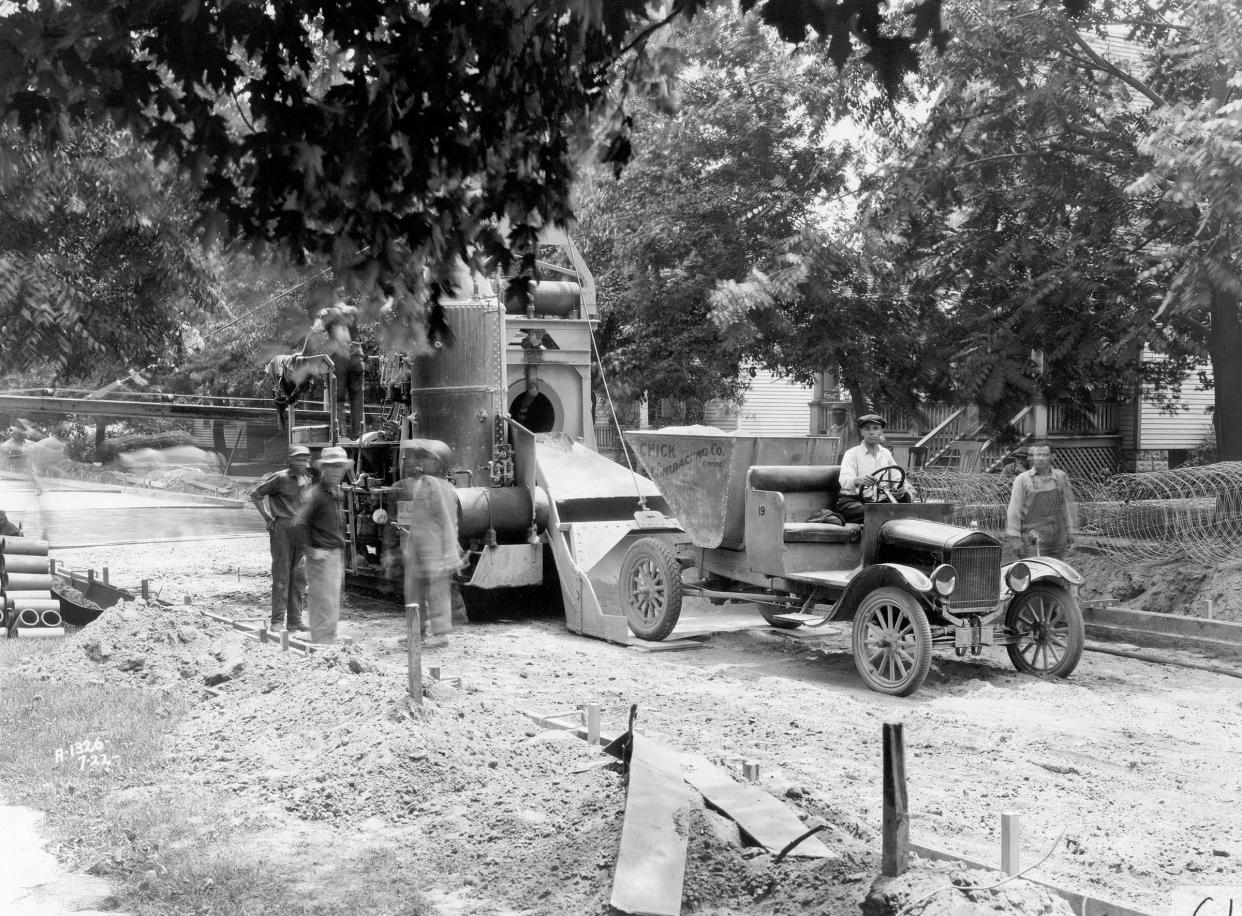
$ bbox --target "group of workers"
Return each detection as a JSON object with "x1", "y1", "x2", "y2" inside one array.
[
  {"x1": 250, "y1": 440, "x2": 460, "y2": 647},
  {"x1": 835, "y1": 412, "x2": 1076, "y2": 561}
]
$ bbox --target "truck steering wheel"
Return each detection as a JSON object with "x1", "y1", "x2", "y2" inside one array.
[{"x1": 862, "y1": 464, "x2": 907, "y2": 503}]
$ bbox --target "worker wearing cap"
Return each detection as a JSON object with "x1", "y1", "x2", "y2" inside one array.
[
  {"x1": 292, "y1": 446, "x2": 352, "y2": 644},
  {"x1": 835, "y1": 413, "x2": 913, "y2": 524},
  {"x1": 400, "y1": 440, "x2": 461, "y2": 649},
  {"x1": 251, "y1": 445, "x2": 317, "y2": 633}
]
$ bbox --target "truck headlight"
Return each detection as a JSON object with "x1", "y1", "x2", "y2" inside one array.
[
  {"x1": 1006, "y1": 562, "x2": 1031, "y2": 593},
  {"x1": 931, "y1": 564, "x2": 956, "y2": 596}
]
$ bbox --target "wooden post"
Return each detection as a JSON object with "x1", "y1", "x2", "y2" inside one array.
[
  {"x1": 586, "y1": 703, "x2": 602, "y2": 746},
  {"x1": 88, "y1": 569, "x2": 95, "y2": 586},
  {"x1": 141, "y1": 579, "x2": 150, "y2": 600},
  {"x1": 101, "y1": 566, "x2": 109, "y2": 586},
  {"x1": 1001, "y1": 812, "x2": 1020, "y2": 876},
  {"x1": 406, "y1": 603, "x2": 422, "y2": 706},
  {"x1": 882, "y1": 722, "x2": 909, "y2": 878},
  {"x1": 280, "y1": 630, "x2": 290, "y2": 652}
]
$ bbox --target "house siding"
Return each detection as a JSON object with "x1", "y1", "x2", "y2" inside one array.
[
  {"x1": 1139, "y1": 354, "x2": 1215, "y2": 451},
  {"x1": 705, "y1": 369, "x2": 813, "y2": 436}
]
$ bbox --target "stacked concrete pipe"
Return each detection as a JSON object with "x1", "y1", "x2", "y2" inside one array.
[{"x1": 1, "y1": 537, "x2": 63, "y2": 639}]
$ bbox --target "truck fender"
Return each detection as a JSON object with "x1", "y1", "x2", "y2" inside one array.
[
  {"x1": 834, "y1": 563, "x2": 933, "y2": 621},
  {"x1": 1002, "y1": 556, "x2": 1083, "y2": 589}
]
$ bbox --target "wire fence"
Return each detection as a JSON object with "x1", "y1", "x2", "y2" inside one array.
[{"x1": 910, "y1": 463, "x2": 1242, "y2": 567}]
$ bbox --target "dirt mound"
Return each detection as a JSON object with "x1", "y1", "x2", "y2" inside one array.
[
  {"x1": 1075, "y1": 551, "x2": 1242, "y2": 621},
  {"x1": 861, "y1": 867, "x2": 1075, "y2": 916}
]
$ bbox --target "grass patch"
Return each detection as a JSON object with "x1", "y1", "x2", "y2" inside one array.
[{"x1": 0, "y1": 659, "x2": 432, "y2": 915}]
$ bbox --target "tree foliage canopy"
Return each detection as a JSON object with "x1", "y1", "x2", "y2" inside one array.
[
  {"x1": 0, "y1": 0, "x2": 959, "y2": 358},
  {"x1": 0, "y1": 123, "x2": 219, "y2": 379},
  {"x1": 576, "y1": 10, "x2": 860, "y2": 406}
]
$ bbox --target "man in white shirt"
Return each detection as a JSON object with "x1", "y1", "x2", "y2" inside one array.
[{"x1": 835, "y1": 414, "x2": 913, "y2": 524}]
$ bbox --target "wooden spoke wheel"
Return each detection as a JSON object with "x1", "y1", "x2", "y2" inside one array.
[
  {"x1": 851, "y1": 587, "x2": 933, "y2": 697},
  {"x1": 1004, "y1": 583, "x2": 1084, "y2": 678},
  {"x1": 619, "y1": 537, "x2": 683, "y2": 641}
]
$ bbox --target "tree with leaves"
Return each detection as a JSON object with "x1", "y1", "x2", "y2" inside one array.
[
  {"x1": 0, "y1": 123, "x2": 220, "y2": 380},
  {"x1": 0, "y1": 0, "x2": 955, "y2": 362},
  {"x1": 843, "y1": 0, "x2": 1217, "y2": 440},
  {"x1": 1127, "y1": 0, "x2": 1242, "y2": 458},
  {"x1": 576, "y1": 10, "x2": 865, "y2": 409}
]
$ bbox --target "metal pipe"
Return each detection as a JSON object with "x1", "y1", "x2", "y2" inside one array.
[
  {"x1": 39, "y1": 609, "x2": 63, "y2": 628},
  {"x1": 2, "y1": 555, "x2": 49, "y2": 575},
  {"x1": 0, "y1": 538, "x2": 50, "y2": 557},
  {"x1": 15, "y1": 627, "x2": 64, "y2": 639},
  {"x1": 4, "y1": 573, "x2": 53, "y2": 591}
]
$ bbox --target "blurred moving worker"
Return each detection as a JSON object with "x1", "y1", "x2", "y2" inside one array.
[
  {"x1": 0, "y1": 509, "x2": 22, "y2": 537},
  {"x1": 27, "y1": 423, "x2": 70, "y2": 491},
  {"x1": 293, "y1": 446, "x2": 352, "y2": 644},
  {"x1": 835, "y1": 413, "x2": 914, "y2": 524},
  {"x1": 401, "y1": 440, "x2": 461, "y2": 649},
  {"x1": 1, "y1": 425, "x2": 28, "y2": 472},
  {"x1": 1001, "y1": 447, "x2": 1030, "y2": 478},
  {"x1": 307, "y1": 303, "x2": 365, "y2": 440},
  {"x1": 251, "y1": 445, "x2": 317, "y2": 634},
  {"x1": 1006, "y1": 439, "x2": 1077, "y2": 560}
]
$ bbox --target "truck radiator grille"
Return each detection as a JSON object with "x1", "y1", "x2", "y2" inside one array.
[{"x1": 948, "y1": 545, "x2": 1001, "y2": 611}]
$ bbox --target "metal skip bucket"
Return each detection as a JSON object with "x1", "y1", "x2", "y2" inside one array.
[{"x1": 623, "y1": 429, "x2": 840, "y2": 549}]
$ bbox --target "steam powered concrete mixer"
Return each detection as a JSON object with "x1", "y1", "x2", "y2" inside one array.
[{"x1": 279, "y1": 230, "x2": 671, "y2": 642}]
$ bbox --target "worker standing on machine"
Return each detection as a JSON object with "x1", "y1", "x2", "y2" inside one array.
[
  {"x1": 293, "y1": 446, "x2": 352, "y2": 644},
  {"x1": 251, "y1": 445, "x2": 317, "y2": 634},
  {"x1": 401, "y1": 440, "x2": 461, "y2": 649}
]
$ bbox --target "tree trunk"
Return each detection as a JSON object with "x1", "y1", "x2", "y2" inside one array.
[
  {"x1": 94, "y1": 422, "x2": 107, "y2": 462},
  {"x1": 1209, "y1": 287, "x2": 1242, "y2": 460}
]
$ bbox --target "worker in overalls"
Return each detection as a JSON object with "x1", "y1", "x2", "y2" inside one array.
[
  {"x1": 400, "y1": 439, "x2": 461, "y2": 649},
  {"x1": 1005, "y1": 440, "x2": 1076, "y2": 560}
]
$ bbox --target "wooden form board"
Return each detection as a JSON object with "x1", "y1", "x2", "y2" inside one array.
[
  {"x1": 679, "y1": 753, "x2": 832, "y2": 859},
  {"x1": 611, "y1": 733, "x2": 692, "y2": 916}
]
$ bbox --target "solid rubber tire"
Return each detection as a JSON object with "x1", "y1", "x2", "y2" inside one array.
[
  {"x1": 1004, "y1": 583, "x2": 1085, "y2": 677},
  {"x1": 619, "y1": 537, "x2": 683, "y2": 641},
  {"x1": 851, "y1": 586, "x2": 933, "y2": 697}
]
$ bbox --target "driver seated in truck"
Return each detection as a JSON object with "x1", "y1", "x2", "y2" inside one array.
[{"x1": 835, "y1": 413, "x2": 914, "y2": 524}]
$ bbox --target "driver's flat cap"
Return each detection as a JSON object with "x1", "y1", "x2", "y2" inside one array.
[{"x1": 856, "y1": 413, "x2": 887, "y2": 428}]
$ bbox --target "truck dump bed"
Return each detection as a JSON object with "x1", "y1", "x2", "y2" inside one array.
[{"x1": 625, "y1": 428, "x2": 839, "y2": 549}]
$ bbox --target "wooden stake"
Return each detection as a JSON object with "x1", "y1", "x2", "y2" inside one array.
[
  {"x1": 141, "y1": 579, "x2": 150, "y2": 600},
  {"x1": 1001, "y1": 812, "x2": 1020, "y2": 876},
  {"x1": 102, "y1": 566, "x2": 109, "y2": 586},
  {"x1": 882, "y1": 722, "x2": 909, "y2": 878},
  {"x1": 88, "y1": 569, "x2": 95, "y2": 586},
  {"x1": 280, "y1": 630, "x2": 290, "y2": 652},
  {"x1": 587, "y1": 703, "x2": 602, "y2": 746},
  {"x1": 406, "y1": 603, "x2": 422, "y2": 706}
]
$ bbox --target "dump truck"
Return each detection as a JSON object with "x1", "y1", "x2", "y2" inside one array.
[{"x1": 613, "y1": 428, "x2": 1086, "y2": 696}]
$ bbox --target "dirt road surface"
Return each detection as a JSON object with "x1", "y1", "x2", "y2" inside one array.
[{"x1": 13, "y1": 535, "x2": 1242, "y2": 914}]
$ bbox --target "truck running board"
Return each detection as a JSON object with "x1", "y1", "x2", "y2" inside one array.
[{"x1": 768, "y1": 611, "x2": 837, "y2": 629}]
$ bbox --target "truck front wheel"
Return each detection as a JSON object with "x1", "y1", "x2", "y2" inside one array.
[
  {"x1": 619, "y1": 537, "x2": 683, "y2": 641},
  {"x1": 851, "y1": 587, "x2": 933, "y2": 697},
  {"x1": 1004, "y1": 583, "x2": 1084, "y2": 678}
]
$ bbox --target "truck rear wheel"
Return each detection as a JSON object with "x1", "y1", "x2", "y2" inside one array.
[
  {"x1": 851, "y1": 587, "x2": 932, "y2": 697},
  {"x1": 1004, "y1": 583, "x2": 1084, "y2": 678},
  {"x1": 619, "y1": 537, "x2": 683, "y2": 641}
]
